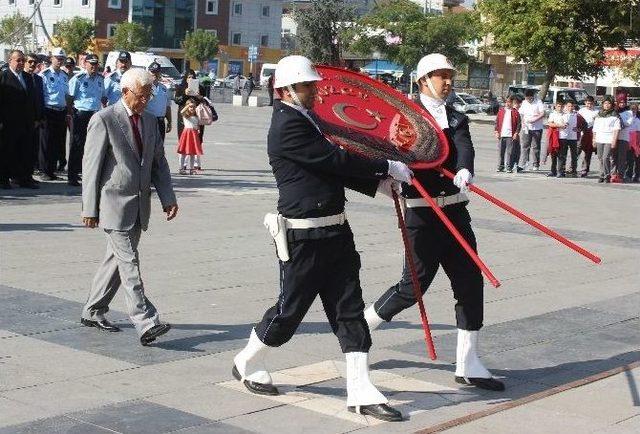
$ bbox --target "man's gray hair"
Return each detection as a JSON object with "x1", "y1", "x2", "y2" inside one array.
[{"x1": 120, "y1": 68, "x2": 154, "y2": 90}]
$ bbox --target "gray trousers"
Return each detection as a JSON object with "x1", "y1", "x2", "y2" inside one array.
[
  {"x1": 497, "y1": 137, "x2": 515, "y2": 170},
  {"x1": 519, "y1": 129, "x2": 542, "y2": 168},
  {"x1": 612, "y1": 140, "x2": 629, "y2": 177},
  {"x1": 82, "y1": 223, "x2": 160, "y2": 336},
  {"x1": 596, "y1": 143, "x2": 612, "y2": 180}
]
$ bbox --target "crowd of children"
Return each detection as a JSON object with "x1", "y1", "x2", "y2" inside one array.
[{"x1": 495, "y1": 91, "x2": 640, "y2": 183}]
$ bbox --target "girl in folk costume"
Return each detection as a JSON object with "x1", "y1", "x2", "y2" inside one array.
[
  {"x1": 577, "y1": 95, "x2": 599, "y2": 177},
  {"x1": 177, "y1": 99, "x2": 204, "y2": 175},
  {"x1": 612, "y1": 91, "x2": 634, "y2": 183},
  {"x1": 546, "y1": 101, "x2": 565, "y2": 177},
  {"x1": 494, "y1": 95, "x2": 521, "y2": 173},
  {"x1": 626, "y1": 103, "x2": 640, "y2": 182},
  {"x1": 559, "y1": 100, "x2": 580, "y2": 177},
  {"x1": 593, "y1": 96, "x2": 621, "y2": 183}
]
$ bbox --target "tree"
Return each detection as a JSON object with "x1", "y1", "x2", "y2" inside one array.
[
  {"x1": 0, "y1": 11, "x2": 32, "y2": 50},
  {"x1": 479, "y1": 0, "x2": 636, "y2": 100},
  {"x1": 110, "y1": 22, "x2": 151, "y2": 52},
  {"x1": 182, "y1": 29, "x2": 219, "y2": 70},
  {"x1": 294, "y1": 0, "x2": 356, "y2": 64},
  {"x1": 54, "y1": 17, "x2": 95, "y2": 56},
  {"x1": 347, "y1": 0, "x2": 481, "y2": 71}
]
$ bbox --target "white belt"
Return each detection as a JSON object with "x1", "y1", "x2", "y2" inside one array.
[
  {"x1": 284, "y1": 212, "x2": 346, "y2": 229},
  {"x1": 405, "y1": 193, "x2": 468, "y2": 209}
]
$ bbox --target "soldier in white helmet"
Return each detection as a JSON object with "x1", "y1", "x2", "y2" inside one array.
[
  {"x1": 364, "y1": 53, "x2": 505, "y2": 392},
  {"x1": 231, "y1": 55, "x2": 413, "y2": 421}
]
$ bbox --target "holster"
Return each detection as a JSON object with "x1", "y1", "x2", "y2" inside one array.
[{"x1": 263, "y1": 213, "x2": 290, "y2": 262}]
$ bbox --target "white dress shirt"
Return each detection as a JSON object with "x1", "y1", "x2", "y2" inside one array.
[
  {"x1": 520, "y1": 98, "x2": 545, "y2": 131},
  {"x1": 419, "y1": 93, "x2": 449, "y2": 130},
  {"x1": 500, "y1": 108, "x2": 512, "y2": 137}
]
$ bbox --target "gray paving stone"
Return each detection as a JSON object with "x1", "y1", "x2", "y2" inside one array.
[
  {"x1": 0, "y1": 416, "x2": 113, "y2": 434},
  {"x1": 68, "y1": 401, "x2": 213, "y2": 434},
  {"x1": 170, "y1": 423, "x2": 255, "y2": 433}
]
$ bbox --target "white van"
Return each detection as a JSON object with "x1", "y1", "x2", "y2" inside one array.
[
  {"x1": 259, "y1": 63, "x2": 277, "y2": 86},
  {"x1": 104, "y1": 51, "x2": 182, "y2": 89}
]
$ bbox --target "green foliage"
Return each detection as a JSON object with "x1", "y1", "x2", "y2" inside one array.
[
  {"x1": 110, "y1": 22, "x2": 151, "y2": 52},
  {"x1": 0, "y1": 12, "x2": 32, "y2": 49},
  {"x1": 479, "y1": 0, "x2": 635, "y2": 99},
  {"x1": 346, "y1": 0, "x2": 481, "y2": 71},
  {"x1": 182, "y1": 29, "x2": 219, "y2": 65},
  {"x1": 54, "y1": 17, "x2": 95, "y2": 56},
  {"x1": 622, "y1": 57, "x2": 640, "y2": 84},
  {"x1": 294, "y1": 0, "x2": 356, "y2": 64}
]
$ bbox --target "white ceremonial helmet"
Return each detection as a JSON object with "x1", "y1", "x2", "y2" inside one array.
[
  {"x1": 273, "y1": 55, "x2": 322, "y2": 89},
  {"x1": 415, "y1": 53, "x2": 455, "y2": 82},
  {"x1": 51, "y1": 47, "x2": 66, "y2": 58}
]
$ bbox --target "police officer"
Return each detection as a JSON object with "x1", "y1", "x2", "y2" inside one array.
[
  {"x1": 364, "y1": 54, "x2": 505, "y2": 392},
  {"x1": 67, "y1": 54, "x2": 105, "y2": 186},
  {"x1": 62, "y1": 56, "x2": 76, "y2": 78},
  {"x1": 39, "y1": 47, "x2": 69, "y2": 180},
  {"x1": 144, "y1": 61, "x2": 172, "y2": 141},
  {"x1": 103, "y1": 51, "x2": 131, "y2": 106},
  {"x1": 232, "y1": 55, "x2": 412, "y2": 422}
]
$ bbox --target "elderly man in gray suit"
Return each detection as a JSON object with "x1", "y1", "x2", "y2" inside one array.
[{"x1": 80, "y1": 68, "x2": 178, "y2": 346}]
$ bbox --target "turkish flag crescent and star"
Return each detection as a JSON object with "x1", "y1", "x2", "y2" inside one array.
[{"x1": 312, "y1": 65, "x2": 449, "y2": 169}]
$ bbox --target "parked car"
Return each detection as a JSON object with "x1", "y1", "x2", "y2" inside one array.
[
  {"x1": 104, "y1": 51, "x2": 182, "y2": 90},
  {"x1": 451, "y1": 92, "x2": 490, "y2": 114},
  {"x1": 214, "y1": 74, "x2": 247, "y2": 89}
]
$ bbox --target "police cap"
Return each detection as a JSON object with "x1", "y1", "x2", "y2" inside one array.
[
  {"x1": 65, "y1": 56, "x2": 76, "y2": 66},
  {"x1": 85, "y1": 54, "x2": 99, "y2": 64},
  {"x1": 148, "y1": 61, "x2": 161, "y2": 73},
  {"x1": 118, "y1": 51, "x2": 131, "y2": 62}
]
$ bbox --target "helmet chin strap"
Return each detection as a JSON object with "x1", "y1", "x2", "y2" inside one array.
[
  {"x1": 425, "y1": 76, "x2": 443, "y2": 101},
  {"x1": 287, "y1": 85, "x2": 303, "y2": 107}
]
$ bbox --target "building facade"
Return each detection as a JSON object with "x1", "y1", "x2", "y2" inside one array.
[{"x1": 1, "y1": 0, "x2": 284, "y2": 77}]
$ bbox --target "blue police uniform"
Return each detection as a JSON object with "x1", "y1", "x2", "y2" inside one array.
[
  {"x1": 145, "y1": 82, "x2": 171, "y2": 140},
  {"x1": 69, "y1": 71, "x2": 104, "y2": 112},
  {"x1": 104, "y1": 70, "x2": 124, "y2": 106},
  {"x1": 67, "y1": 71, "x2": 105, "y2": 185},
  {"x1": 39, "y1": 66, "x2": 69, "y2": 177}
]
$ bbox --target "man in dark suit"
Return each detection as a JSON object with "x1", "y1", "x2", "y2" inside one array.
[
  {"x1": 364, "y1": 54, "x2": 504, "y2": 392},
  {"x1": 232, "y1": 55, "x2": 412, "y2": 422},
  {"x1": 24, "y1": 53, "x2": 46, "y2": 180},
  {"x1": 0, "y1": 50, "x2": 38, "y2": 189}
]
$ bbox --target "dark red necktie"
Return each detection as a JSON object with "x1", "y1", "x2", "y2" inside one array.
[{"x1": 129, "y1": 114, "x2": 143, "y2": 155}]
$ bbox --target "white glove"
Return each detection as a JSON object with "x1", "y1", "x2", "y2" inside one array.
[
  {"x1": 453, "y1": 168, "x2": 473, "y2": 192},
  {"x1": 376, "y1": 178, "x2": 402, "y2": 198},
  {"x1": 387, "y1": 160, "x2": 413, "y2": 183}
]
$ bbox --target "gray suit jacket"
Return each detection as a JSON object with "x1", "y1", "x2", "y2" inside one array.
[{"x1": 81, "y1": 101, "x2": 177, "y2": 231}]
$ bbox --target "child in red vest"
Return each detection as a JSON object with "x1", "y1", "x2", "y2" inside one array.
[{"x1": 494, "y1": 95, "x2": 521, "y2": 173}]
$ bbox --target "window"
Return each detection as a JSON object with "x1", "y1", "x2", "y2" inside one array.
[
  {"x1": 8, "y1": 0, "x2": 15, "y2": 5},
  {"x1": 108, "y1": 0, "x2": 121, "y2": 8},
  {"x1": 53, "y1": 0, "x2": 61, "y2": 6},
  {"x1": 52, "y1": 23, "x2": 59, "y2": 35},
  {"x1": 82, "y1": 0, "x2": 89, "y2": 6},
  {"x1": 205, "y1": 0, "x2": 218, "y2": 15},
  {"x1": 233, "y1": 2, "x2": 242, "y2": 15},
  {"x1": 29, "y1": 0, "x2": 34, "y2": 5},
  {"x1": 232, "y1": 32, "x2": 242, "y2": 45},
  {"x1": 262, "y1": 5, "x2": 270, "y2": 17},
  {"x1": 107, "y1": 24, "x2": 117, "y2": 38},
  {"x1": 260, "y1": 35, "x2": 269, "y2": 47},
  {"x1": 206, "y1": 29, "x2": 218, "y2": 37}
]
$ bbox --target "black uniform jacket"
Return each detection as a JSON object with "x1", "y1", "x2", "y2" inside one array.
[
  {"x1": 402, "y1": 102, "x2": 475, "y2": 227},
  {"x1": 0, "y1": 69, "x2": 36, "y2": 130},
  {"x1": 268, "y1": 100, "x2": 389, "y2": 239}
]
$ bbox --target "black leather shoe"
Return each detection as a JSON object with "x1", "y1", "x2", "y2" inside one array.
[
  {"x1": 455, "y1": 376, "x2": 505, "y2": 391},
  {"x1": 140, "y1": 323, "x2": 171, "y2": 346},
  {"x1": 80, "y1": 317, "x2": 121, "y2": 332},
  {"x1": 232, "y1": 365, "x2": 279, "y2": 396},
  {"x1": 68, "y1": 179, "x2": 81, "y2": 187},
  {"x1": 348, "y1": 404, "x2": 403, "y2": 422}
]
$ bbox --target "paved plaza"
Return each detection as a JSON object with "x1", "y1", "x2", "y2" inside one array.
[{"x1": 1, "y1": 104, "x2": 639, "y2": 433}]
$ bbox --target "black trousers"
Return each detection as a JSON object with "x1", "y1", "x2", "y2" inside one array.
[
  {"x1": 255, "y1": 229, "x2": 371, "y2": 353},
  {"x1": 374, "y1": 205, "x2": 484, "y2": 331},
  {"x1": 41, "y1": 108, "x2": 67, "y2": 176},
  {"x1": 0, "y1": 124, "x2": 34, "y2": 183},
  {"x1": 157, "y1": 117, "x2": 166, "y2": 142},
  {"x1": 68, "y1": 110, "x2": 96, "y2": 182}
]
